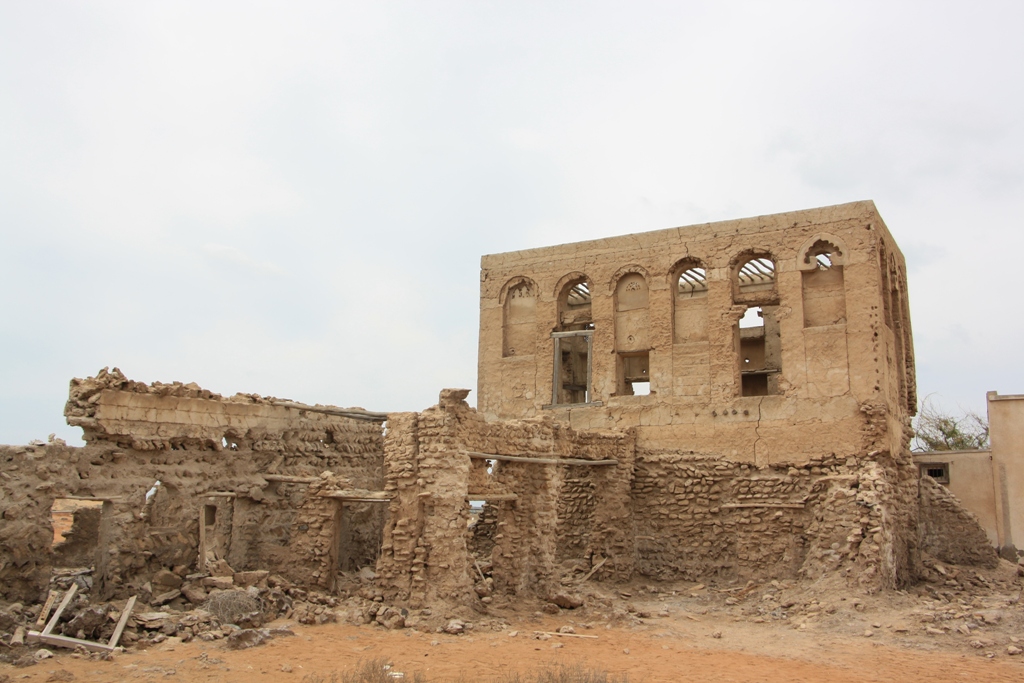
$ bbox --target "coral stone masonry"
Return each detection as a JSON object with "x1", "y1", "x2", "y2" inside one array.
[{"x1": 0, "y1": 202, "x2": 1003, "y2": 628}]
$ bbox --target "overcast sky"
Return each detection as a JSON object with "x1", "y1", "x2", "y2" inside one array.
[{"x1": 2, "y1": 1, "x2": 1022, "y2": 445}]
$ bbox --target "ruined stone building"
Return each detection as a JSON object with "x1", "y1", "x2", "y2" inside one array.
[{"x1": 0, "y1": 201, "x2": 999, "y2": 615}]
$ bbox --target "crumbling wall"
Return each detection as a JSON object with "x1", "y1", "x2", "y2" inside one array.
[
  {"x1": 52, "y1": 505, "x2": 102, "y2": 568},
  {"x1": 376, "y1": 389, "x2": 635, "y2": 609},
  {"x1": 632, "y1": 448, "x2": 922, "y2": 591},
  {"x1": 1, "y1": 369, "x2": 385, "y2": 603},
  {"x1": 918, "y1": 475, "x2": 999, "y2": 569}
]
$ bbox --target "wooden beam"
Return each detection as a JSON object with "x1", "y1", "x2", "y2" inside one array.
[
  {"x1": 466, "y1": 493, "x2": 518, "y2": 501},
  {"x1": 200, "y1": 492, "x2": 236, "y2": 498},
  {"x1": 107, "y1": 596, "x2": 137, "y2": 648},
  {"x1": 26, "y1": 631, "x2": 114, "y2": 653},
  {"x1": 35, "y1": 590, "x2": 58, "y2": 629},
  {"x1": 463, "y1": 451, "x2": 618, "y2": 466},
  {"x1": 318, "y1": 489, "x2": 392, "y2": 500},
  {"x1": 270, "y1": 401, "x2": 388, "y2": 422},
  {"x1": 721, "y1": 502, "x2": 805, "y2": 509},
  {"x1": 576, "y1": 556, "x2": 608, "y2": 584},
  {"x1": 197, "y1": 506, "x2": 206, "y2": 572},
  {"x1": 262, "y1": 474, "x2": 317, "y2": 484},
  {"x1": 42, "y1": 584, "x2": 77, "y2": 636},
  {"x1": 533, "y1": 631, "x2": 599, "y2": 640}
]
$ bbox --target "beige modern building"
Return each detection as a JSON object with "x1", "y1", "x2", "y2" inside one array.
[{"x1": 914, "y1": 391, "x2": 1024, "y2": 559}]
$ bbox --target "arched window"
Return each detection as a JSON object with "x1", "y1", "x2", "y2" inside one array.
[
  {"x1": 801, "y1": 240, "x2": 846, "y2": 328},
  {"x1": 552, "y1": 274, "x2": 594, "y2": 405},
  {"x1": 673, "y1": 260, "x2": 709, "y2": 344},
  {"x1": 677, "y1": 265, "x2": 708, "y2": 299},
  {"x1": 557, "y1": 275, "x2": 592, "y2": 331},
  {"x1": 502, "y1": 278, "x2": 537, "y2": 357},
  {"x1": 737, "y1": 257, "x2": 776, "y2": 293}
]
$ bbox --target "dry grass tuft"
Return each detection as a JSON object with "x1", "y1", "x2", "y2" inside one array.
[
  {"x1": 301, "y1": 659, "x2": 626, "y2": 683},
  {"x1": 205, "y1": 589, "x2": 262, "y2": 626}
]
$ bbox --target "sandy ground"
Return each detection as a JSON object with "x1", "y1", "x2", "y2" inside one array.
[{"x1": 7, "y1": 572, "x2": 1024, "y2": 683}]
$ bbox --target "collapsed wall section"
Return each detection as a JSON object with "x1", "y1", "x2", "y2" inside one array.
[
  {"x1": 376, "y1": 389, "x2": 635, "y2": 609},
  {"x1": 1, "y1": 368, "x2": 385, "y2": 603},
  {"x1": 918, "y1": 475, "x2": 999, "y2": 569}
]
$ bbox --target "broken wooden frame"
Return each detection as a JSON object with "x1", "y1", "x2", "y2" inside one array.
[
  {"x1": 27, "y1": 583, "x2": 137, "y2": 653},
  {"x1": 463, "y1": 450, "x2": 618, "y2": 466}
]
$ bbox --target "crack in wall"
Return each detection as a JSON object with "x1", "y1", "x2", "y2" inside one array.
[{"x1": 753, "y1": 396, "x2": 766, "y2": 466}]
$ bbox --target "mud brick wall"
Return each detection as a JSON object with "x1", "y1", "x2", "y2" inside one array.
[
  {"x1": 0, "y1": 369, "x2": 385, "y2": 602},
  {"x1": 376, "y1": 404, "x2": 474, "y2": 608},
  {"x1": 556, "y1": 466, "x2": 597, "y2": 561},
  {"x1": 918, "y1": 475, "x2": 999, "y2": 569},
  {"x1": 279, "y1": 473, "x2": 354, "y2": 590},
  {"x1": 469, "y1": 503, "x2": 498, "y2": 558},
  {"x1": 632, "y1": 449, "x2": 934, "y2": 591},
  {"x1": 377, "y1": 389, "x2": 635, "y2": 608}
]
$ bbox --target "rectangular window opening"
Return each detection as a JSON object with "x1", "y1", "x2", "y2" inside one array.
[
  {"x1": 739, "y1": 306, "x2": 781, "y2": 397},
  {"x1": 618, "y1": 351, "x2": 650, "y2": 396},
  {"x1": 551, "y1": 331, "x2": 594, "y2": 405}
]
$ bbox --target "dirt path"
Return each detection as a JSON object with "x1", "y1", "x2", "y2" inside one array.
[{"x1": 9, "y1": 611, "x2": 1024, "y2": 683}]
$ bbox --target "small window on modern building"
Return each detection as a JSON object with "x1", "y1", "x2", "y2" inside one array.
[{"x1": 920, "y1": 463, "x2": 950, "y2": 485}]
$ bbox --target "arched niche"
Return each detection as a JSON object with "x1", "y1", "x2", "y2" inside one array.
[
  {"x1": 670, "y1": 258, "x2": 709, "y2": 344},
  {"x1": 612, "y1": 269, "x2": 651, "y2": 393},
  {"x1": 800, "y1": 238, "x2": 847, "y2": 328},
  {"x1": 501, "y1": 276, "x2": 538, "y2": 357}
]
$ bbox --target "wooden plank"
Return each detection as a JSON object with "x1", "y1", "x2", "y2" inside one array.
[
  {"x1": 533, "y1": 631, "x2": 599, "y2": 639},
  {"x1": 35, "y1": 590, "x2": 58, "y2": 628},
  {"x1": 463, "y1": 451, "x2": 618, "y2": 467},
  {"x1": 576, "y1": 556, "x2": 608, "y2": 584},
  {"x1": 201, "y1": 492, "x2": 236, "y2": 498},
  {"x1": 107, "y1": 596, "x2": 137, "y2": 648},
  {"x1": 721, "y1": 503, "x2": 805, "y2": 509},
  {"x1": 198, "y1": 507, "x2": 207, "y2": 572},
  {"x1": 466, "y1": 493, "x2": 518, "y2": 501},
  {"x1": 318, "y1": 489, "x2": 391, "y2": 500},
  {"x1": 26, "y1": 631, "x2": 114, "y2": 653},
  {"x1": 270, "y1": 400, "x2": 388, "y2": 422},
  {"x1": 262, "y1": 474, "x2": 317, "y2": 484},
  {"x1": 42, "y1": 583, "x2": 77, "y2": 636}
]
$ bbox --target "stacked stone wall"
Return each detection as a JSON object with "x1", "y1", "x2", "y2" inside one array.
[
  {"x1": 632, "y1": 449, "x2": 926, "y2": 590},
  {"x1": 919, "y1": 475, "x2": 999, "y2": 569},
  {"x1": 377, "y1": 390, "x2": 634, "y2": 609},
  {"x1": 0, "y1": 370, "x2": 385, "y2": 603}
]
